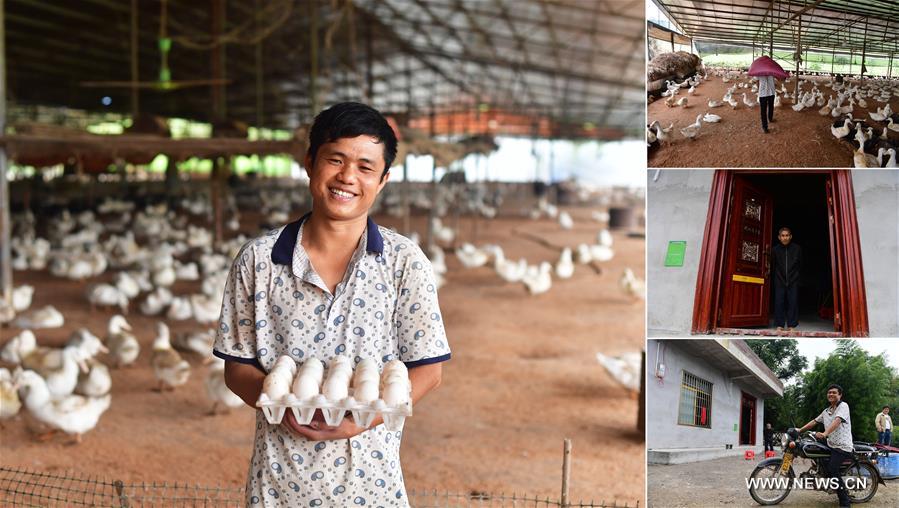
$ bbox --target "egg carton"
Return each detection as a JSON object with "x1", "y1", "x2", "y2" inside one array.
[{"x1": 256, "y1": 392, "x2": 413, "y2": 432}]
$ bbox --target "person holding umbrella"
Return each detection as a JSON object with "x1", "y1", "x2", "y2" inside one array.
[{"x1": 748, "y1": 56, "x2": 789, "y2": 134}]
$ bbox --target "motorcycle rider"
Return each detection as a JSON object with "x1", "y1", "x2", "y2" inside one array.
[{"x1": 797, "y1": 384, "x2": 853, "y2": 507}]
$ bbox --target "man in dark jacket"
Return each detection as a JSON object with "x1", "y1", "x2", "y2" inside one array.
[{"x1": 772, "y1": 227, "x2": 802, "y2": 332}]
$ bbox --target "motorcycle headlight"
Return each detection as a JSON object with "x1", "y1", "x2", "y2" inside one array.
[{"x1": 781, "y1": 434, "x2": 789, "y2": 448}]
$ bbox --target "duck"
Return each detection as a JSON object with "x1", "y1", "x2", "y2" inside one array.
[
  {"x1": 205, "y1": 357, "x2": 244, "y2": 415},
  {"x1": 774, "y1": 94, "x2": 782, "y2": 108},
  {"x1": 173, "y1": 328, "x2": 215, "y2": 359},
  {"x1": 140, "y1": 287, "x2": 173, "y2": 316},
  {"x1": 742, "y1": 93, "x2": 757, "y2": 108},
  {"x1": 166, "y1": 296, "x2": 193, "y2": 321},
  {"x1": 597, "y1": 229, "x2": 613, "y2": 248},
  {"x1": 619, "y1": 268, "x2": 646, "y2": 301},
  {"x1": 887, "y1": 118, "x2": 899, "y2": 133},
  {"x1": 575, "y1": 243, "x2": 593, "y2": 264},
  {"x1": 877, "y1": 148, "x2": 897, "y2": 168},
  {"x1": 596, "y1": 352, "x2": 642, "y2": 393},
  {"x1": 555, "y1": 248, "x2": 574, "y2": 279},
  {"x1": 86, "y1": 283, "x2": 129, "y2": 313},
  {"x1": 558, "y1": 211, "x2": 574, "y2": 230},
  {"x1": 106, "y1": 315, "x2": 140, "y2": 368},
  {"x1": 707, "y1": 98, "x2": 722, "y2": 108},
  {"x1": 190, "y1": 294, "x2": 221, "y2": 324},
  {"x1": 522, "y1": 262, "x2": 552, "y2": 295},
  {"x1": 455, "y1": 243, "x2": 490, "y2": 268},
  {"x1": 114, "y1": 271, "x2": 142, "y2": 299},
  {"x1": 726, "y1": 95, "x2": 739, "y2": 108},
  {"x1": 590, "y1": 244, "x2": 615, "y2": 262},
  {"x1": 676, "y1": 97, "x2": 688, "y2": 108},
  {"x1": 14, "y1": 369, "x2": 111, "y2": 443},
  {"x1": 12, "y1": 285, "x2": 34, "y2": 312},
  {"x1": 869, "y1": 108, "x2": 888, "y2": 122},
  {"x1": 0, "y1": 367, "x2": 22, "y2": 423},
  {"x1": 428, "y1": 246, "x2": 447, "y2": 276},
  {"x1": 13, "y1": 305, "x2": 64, "y2": 329},
  {"x1": 151, "y1": 322, "x2": 191, "y2": 391},
  {"x1": 174, "y1": 261, "x2": 200, "y2": 281},
  {"x1": 679, "y1": 114, "x2": 703, "y2": 140},
  {"x1": 492, "y1": 247, "x2": 528, "y2": 283},
  {"x1": 831, "y1": 117, "x2": 853, "y2": 139},
  {"x1": 688, "y1": 85, "x2": 696, "y2": 95},
  {"x1": 702, "y1": 112, "x2": 721, "y2": 123},
  {"x1": 75, "y1": 359, "x2": 111, "y2": 397},
  {"x1": 1, "y1": 329, "x2": 37, "y2": 364},
  {"x1": 651, "y1": 121, "x2": 674, "y2": 144},
  {"x1": 21, "y1": 343, "x2": 90, "y2": 401},
  {"x1": 853, "y1": 139, "x2": 878, "y2": 168}
]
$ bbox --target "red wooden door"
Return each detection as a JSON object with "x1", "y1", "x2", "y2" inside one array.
[
  {"x1": 740, "y1": 392, "x2": 757, "y2": 445},
  {"x1": 719, "y1": 176, "x2": 773, "y2": 327},
  {"x1": 826, "y1": 179, "x2": 842, "y2": 332}
]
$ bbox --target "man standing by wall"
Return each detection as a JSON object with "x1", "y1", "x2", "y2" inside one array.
[
  {"x1": 875, "y1": 406, "x2": 892, "y2": 446},
  {"x1": 772, "y1": 227, "x2": 801, "y2": 333}
]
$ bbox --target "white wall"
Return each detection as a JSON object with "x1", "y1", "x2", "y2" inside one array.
[{"x1": 646, "y1": 339, "x2": 767, "y2": 450}]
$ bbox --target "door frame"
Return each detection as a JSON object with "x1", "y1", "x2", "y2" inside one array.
[
  {"x1": 739, "y1": 391, "x2": 757, "y2": 446},
  {"x1": 691, "y1": 170, "x2": 869, "y2": 337}
]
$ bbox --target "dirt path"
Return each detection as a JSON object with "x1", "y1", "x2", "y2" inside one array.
[
  {"x1": 649, "y1": 455, "x2": 899, "y2": 507},
  {"x1": 647, "y1": 74, "x2": 899, "y2": 168},
  {"x1": 0, "y1": 204, "x2": 645, "y2": 505}
]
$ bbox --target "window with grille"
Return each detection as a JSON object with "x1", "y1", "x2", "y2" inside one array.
[{"x1": 678, "y1": 371, "x2": 713, "y2": 428}]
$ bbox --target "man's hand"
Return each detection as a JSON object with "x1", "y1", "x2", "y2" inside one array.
[
  {"x1": 815, "y1": 432, "x2": 827, "y2": 440},
  {"x1": 282, "y1": 409, "x2": 367, "y2": 441}
]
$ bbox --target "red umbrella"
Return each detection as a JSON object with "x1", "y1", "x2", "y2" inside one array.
[{"x1": 748, "y1": 56, "x2": 790, "y2": 80}]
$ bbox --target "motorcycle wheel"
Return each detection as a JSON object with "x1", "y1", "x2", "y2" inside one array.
[
  {"x1": 844, "y1": 461, "x2": 878, "y2": 504},
  {"x1": 748, "y1": 460, "x2": 793, "y2": 505}
]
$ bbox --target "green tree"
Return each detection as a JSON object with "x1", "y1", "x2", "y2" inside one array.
[
  {"x1": 796, "y1": 340, "x2": 895, "y2": 442},
  {"x1": 745, "y1": 339, "x2": 808, "y2": 382}
]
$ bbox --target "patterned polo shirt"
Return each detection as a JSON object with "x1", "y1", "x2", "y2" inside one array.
[
  {"x1": 213, "y1": 213, "x2": 451, "y2": 507},
  {"x1": 815, "y1": 401, "x2": 853, "y2": 453}
]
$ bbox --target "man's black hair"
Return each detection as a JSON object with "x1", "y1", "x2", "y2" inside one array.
[
  {"x1": 885, "y1": 405, "x2": 891, "y2": 410},
  {"x1": 307, "y1": 102, "x2": 398, "y2": 177},
  {"x1": 778, "y1": 227, "x2": 792, "y2": 235},
  {"x1": 827, "y1": 383, "x2": 843, "y2": 395}
]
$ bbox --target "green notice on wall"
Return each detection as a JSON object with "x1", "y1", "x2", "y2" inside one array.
[
  {"x1": 734, "y1": 423, "x2": 738, "y2": 432},
  {"x1": 665, "y1": 241, "x2": 687, "y2": 267}
]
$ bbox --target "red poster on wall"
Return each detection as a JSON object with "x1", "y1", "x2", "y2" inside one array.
[{"x1": 701, "y1": 407, "x2": 707, "y2": 425}]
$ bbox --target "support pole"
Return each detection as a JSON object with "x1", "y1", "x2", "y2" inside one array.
[
  {"x1": 860, "y1": 18, "x2": 868, "y2": 82},
  {"x1": 425, "y1": 104, "x2": 437, "y2": 254},
  {"x1": 889, "y1": 51, "x2": 894, "y2": 79},
  {"x1": 309, "y1": 0, "x2": 319, "y2": 115},
  {"x1": 130, "y1": 0, "x2": 139, "y2": 117},
  {"x1": 769, "y1": 28, "x2": 773, "y2": 57},
  {"x1": 561, "y1": 439, "x2": 572, "y2": 508},
  {"x1": 402, "y1": 58, "x2": 412, "y2": 236},
  {"x1": 254, "y1": 0, "x2": 263, "y2": 131},
  {"x1": 639, "y1": 350, "x2": 646, "y2": 432},
  {"x1": 794, "y1": 14, "x2": 801, "y2": 98},
  {"x1": 0, "y1": 0, "x2": 10, "y2": 309},
  {"x1": 210, "y1": 0, "x2": 226, "y2": 246},
  {"x1": 670, "y1": 32, "x2": 674, "y2": 52},
  {"x1": 831, "y1": 46, "x2": 835, "y2": 75}
]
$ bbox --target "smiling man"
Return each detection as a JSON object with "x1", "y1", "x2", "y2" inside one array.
[
  {"x1": 214, "y1": 102, "x2": 451, "y2": 507},
  {"x1": 797, "y1": 384, "x2": 853, "y2": 507}
]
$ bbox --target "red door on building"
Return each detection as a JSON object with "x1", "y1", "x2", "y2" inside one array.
[
  {"x1": 719, "y1": 176, "x2": 773, "y2": 328},
  {"x1": 740, "y1": 392, "x2": 757, "y2": 445}
]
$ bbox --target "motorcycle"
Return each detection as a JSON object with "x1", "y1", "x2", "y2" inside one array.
[{"x1": 748, "y1": 427, "x2": 885, "y2": 505}]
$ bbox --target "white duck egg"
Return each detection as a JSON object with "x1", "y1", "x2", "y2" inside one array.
[
  {"x1": 383, "y1": 382, "x2": 410, "y2": 406},
  {"x1": 322, "y1": 378, "x2": 349, "y2": 401},
  {"x1": 293, "y1": 376, "x2": 320, "y2": 401},
  {"x1": 354, "y1": 380, "x2": 379, "y2": 403}
]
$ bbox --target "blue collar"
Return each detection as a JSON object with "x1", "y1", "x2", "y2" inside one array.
[{"x1": 271, "y1": 212, "x2": 383, "y2": 265}]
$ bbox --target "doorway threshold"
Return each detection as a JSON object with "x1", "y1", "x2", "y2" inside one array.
[{"x1": 714, "y1": 327, "x2": 843, "y2": 338}]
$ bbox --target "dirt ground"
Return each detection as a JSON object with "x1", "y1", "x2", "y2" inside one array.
[
  {"x1": 0, "y1": 203, "x2": 646, "y2": 505},
  {"x1": 647, "y1": 73, "x2": 899, "y2": 168},
  {"x1": 648, "y1": 455, "x2": 899, "y2": 507}
]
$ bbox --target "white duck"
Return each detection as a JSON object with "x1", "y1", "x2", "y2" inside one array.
[
  {"x1": 190, "y1": 294, "x2": 221, "y2": 324},
  {"x1": 619, "y1": 268, "x2": 646, "y2": 301},
  {"x1": 575, "y1": 243, "x2": 592, "y2": 264},
  {"x1": 596, "y1": 352, "x2": 642, "y2": 393},
  {"x1": 21, "y1": 344, "x2": 90, "y2": 401},
  {"x1": 86, "y1": 283, "x2": 129, "y2": 313},
  {"x1": 12, "y1": 285, "x2": 34, "y2": 312},
  {"x1": 742, "y1": 93, "x2": 758, "y2": 108},
  {"x1": 707, "y1": 98, "x2": 722, "y2": 108},
  {"x1": 877, "y1": 148, "x2": 897, "y2": 168},
  {"x1": 492, "y1": 247, "x2": 528, "y2": 283},
  {"x1": 106, "y1": 315, "x2": 140, "y2": 367},
  {"x1": 589, "y1": 244, "x2": 615, "y2": 262},
  {"x1": 205, "y1": 357, "x2": 244, "y2": 415},
  {"x1": 166, "y1": 296, "x2": 193, "y2": 321},
  {"x1": 702, "y1": 112, "x2": 721, "y2": 123},
  {"x1": 140, "y1": 287, "x2": 173, "y2": 316},
  {"x1": 554, "y1": 248, "x2": 575, "y2": 279},
  {"x1": 13, "y1": 305, "x2": 64, "y2": 329},
  {"x1": 151, "y1": 322, "x2": 191, "y2": 391},
  {"x1": 522, "y1": 262, "x2": 552, "y2": 295},
  {"x1": 679, "y1": 114, "x2": 703, "y2": 140},
  {"x1": 455, "y1": 243, "x2": 490, "y2": 269},
  {"x1": 14, "y1": 369, "x2": 111, "y2": 443},
  {"x1": 0, "y1": 367, "x2": 22, "y2": 423},
  {"x1": 114, "y1": 271, "x2": 142, "y2": 299},
  {"x1": 558, "y1": 211, "x2": 574, "y2": 230},
  {"x1": 173, "y1": 328, "x2": 215, "y2": 358},
  {"x1": 1, "y1": 329, "x2": 37, "y2": 364},
  {"x1": 598, "y1": 229, "x2": 614, "y2": 248},
  {"x1": 75, "y1": 359, "x2": 112, "y2": 397},
  {"x1": 853, "y1": 139, "x2": 878, "y2": 168},
  {"x1": 831, "y1": 117, "x2": 852, "y2": 139},
  {"x1": 887, "y1": 118, "x2": 899, "y2": 133}
]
